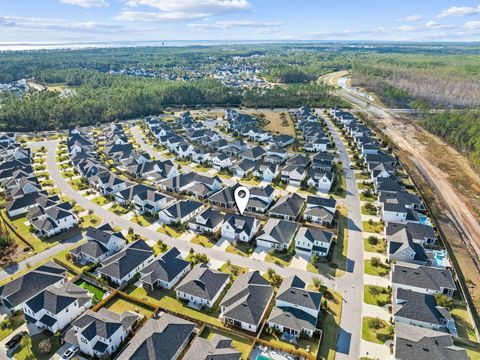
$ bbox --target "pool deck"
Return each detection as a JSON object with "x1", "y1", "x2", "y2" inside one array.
[{"x1": 249, "y1": 347, "x2": 294, "y2": 360}]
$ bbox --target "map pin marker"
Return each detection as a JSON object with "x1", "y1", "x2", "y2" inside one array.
[{"x1": 234, "y1": 186, "x2": 250, "y2": 215}]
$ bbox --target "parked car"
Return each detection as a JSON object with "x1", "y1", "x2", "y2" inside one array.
[
  {"x1": 5, "y1": 331, "x2": 27, "y2": 349},
  {"x1": 61, "y1": 345, "x2": 79, "y2": 360}
]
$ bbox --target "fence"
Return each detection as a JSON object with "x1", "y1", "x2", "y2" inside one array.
[{"x1": 0, "y1": 210, "x2": 34, "y2": 249}]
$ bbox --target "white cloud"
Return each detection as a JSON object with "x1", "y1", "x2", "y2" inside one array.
[
  {"x1": 464, "y1": 21, "x2": 480, "y2": 30},
  {"x1": 116, "y1": 0, "x2": 251, "y2": 22},
  {"x1": 60, "y1": 0, "x2": 109, "y2": 8},
  {"x1": 438, "y1": 5, "x2": 480, "y2": 18},
  {"x1": 188, "y1": 19, "x2": 282, "y2": 29},
  {"x1": 0, "y1": 15, "x2": 124, "y2": 32},
  {"x1": 404, "y1": 14, "x2": 423, "y2": 22},
  {"x1": 397, "y1": 25, "x2": 418, "y2": 32}
]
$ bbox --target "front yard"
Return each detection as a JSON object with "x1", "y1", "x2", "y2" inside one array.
[
  {"x1": 13, "y1": 331, "x2": 62, "y2": 360},
  {"x1": 363, "y1": 236, "x2": 386, "y2": 254},
  {"x1": 190, "y1": 234, "x2": 216, "y2": 248},
  {"x1": 364, "y1": 259, "x2": 390, "y2": 277},
  {"x1": 363, "y1": 220, "x2": 384, "y2": 234},
  {"x1": 361, "y1": 317, "x2": 393, "y2": 344},
  {"x1": 363, "y1": 285, "x2": 391, "y2": 307}
]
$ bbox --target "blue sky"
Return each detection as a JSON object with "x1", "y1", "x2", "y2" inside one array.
[{"x1": 3, "y1": 0, "x2": 480, "y2": 43}]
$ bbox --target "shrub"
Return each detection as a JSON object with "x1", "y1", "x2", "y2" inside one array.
[
  {"x1": 368, "y1": 236, "x2": 379, "y2": 246},
  {"x1": 369, "y1": 317, "x2": 384, "y2": 330},
  {"x1": 38, "y1": 339, "x2": 52, "y2": 354},
  {"x1": 370, "y1": 257, "x2": 382, "y2": 267}
]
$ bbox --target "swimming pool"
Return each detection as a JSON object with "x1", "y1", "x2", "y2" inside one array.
[
  {"x1": 419, "y1": 214, "x2": 431, "y2": 226},
  {"x1": 432, "y1": 250, "x2": 449, "y2": 267},
  {"x1": 257, "y1": 356, "x2": 273, "y2": 360}
]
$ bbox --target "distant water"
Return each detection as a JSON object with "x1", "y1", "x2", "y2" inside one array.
[{"x1": 0, "y1": 39, "x2": 316, "y2": 51}]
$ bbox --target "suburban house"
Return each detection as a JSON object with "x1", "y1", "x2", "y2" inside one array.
[
  {"x1": 117, "y1": 313, "x2": 196, "y2": 360},
  {"x1": 23, "y1": 282, "x2": 92, "y2": 333},
  {"x1": 306, "y1": 170, "x2": 334, "y2": 192},
  {"x1": 65, "y1": 308, "x2": 140, "y2": 358},
  {"x1": 394, "y1": 323, "x2": 468, "y2": 360},
  {"x1": 188, "y1": 208, "x2": 224, "y2": 234},
  {"x1": 267, "y1": 276, "x2": 321, "y2": 338},
  {"x1": 184, "y1": 334, "x2": 241, "y2": 360},
  {"x1": 256, "y1": 219, "x2": 298, "y2": 250},
  {"x1": 29, "y1": 203, "x2": 78, "y2": 238},
  {"x1": 281, "y1": 165, "x2": 307, "y2": 186},
  {"x1": 295, "y1": 227, "x2": 335, "y2": 259},
  {"x1": 70, "y1": 224, "x2": 127, "y2": 264},
  {"x1": 268, "y1": 193, "x2": 305, "y2": 221},
  {"x1": 387, "y1": 228, "x2": 429, "y2": 265},
  {"x1": 139, "y1": 247, "x2": 190, "y2": 291},
  {"x1": 394, "y1": 288, "x2": 457, "y2": 336},
  {"x1": 220, "y1": 271, "x2": 274, "y2": 333},
  {"x1": 221, "y1": 214, "x2": 259, "y2": 242},
  {"x1": 97, "y1": 240, "x2": 155, "y2": 286},
  {"x1": 391, "y1": 263, "x2": 456, "y2": 297},
  {"x1": 386, "y1": 222, "x2": 437, "y2": 246},
  {"x1": 208, "y1": 184, "x2": 239, "y2": 209},
  {"x1": 0, "y1": 261, "x2": 67, "y2": 312},
  {"x1": 175, "y1": 264, "x2": 230, "y2": 309},
  {"x1": 239, "y1": 146, "x2": 266, "y2": 161},
  {"x1": 247, "y1": 185, "x2": 275, "y2": 213},
  {"x1": 232, "y1": 159, "x2": 256, "y2": 178},
  {"x1": 158, "y1": 199, "x2": 204, "y2": 225}
]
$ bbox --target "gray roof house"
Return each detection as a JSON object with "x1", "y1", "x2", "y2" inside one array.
[
  {"x1": 176, "y1": 264, "x2": 230, "y2": 309},
  {"x1": 158, "y1": 199, "x2": 204, "y2": 225},
  {"x1": 139, "y1": 247, "x2": 190, "y2": 291},
  {"x1": 117, "y1": 313, "x2": 196, "y2": 360},
  {"x1": 295, "y1": 226, "x2": 335, "y2": 259},
  {"x1": 184, "y1": 334, "x2": 241, "y2": 360},
  {"x1": 268, "y1": 275, "x2": 321, "y2": 338},
  {"x1": 97, "y1": 240, "x2": 155, "y2": 286},
  {"x1": 394, "y1": 288, "x2": 457, "y2": 336},
  {"x1": 386, "y1": 222, "x2": 437, "y2": 246},
  {"x1": 268, "y1": 193, "x2": 306, "y2": 221},
  {"x1": 0, "y1": 261, "x2": 67, "y2": 312},
  {"x1": 188, "y1": 207, "x2": 225, "y2": 234},
  {"x1": 220, "y1": 271, "x2": 274, "y2": 333},
  {"x1": 65, "y1": 308, "x2": 140, "y2": 358},
  {"x1": 221, "y1": 214, "x2": 259, "y2": 242},
  {"x1": 394, "y1": 323, "x2": 468, "y2": 360},
  {"x1": 392, "y1": 262, "x2": 456, "y2": 297},
  {"x1": 388, "y1": 228, "x2": 429, "y2": 265},
  {"x1": 255, "y1": 219, "x2": 299, "y2": 250}
]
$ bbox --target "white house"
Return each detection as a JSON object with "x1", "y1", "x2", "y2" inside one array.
[
  {"x1": 221, "y1": 214, "x2": 258, "y2": 242},
  {"x1": 295, "y1": 227, "x2": 334, "y2": 259},
  {"x1": 158, "y1": 200, "x2": 204, "y2": 225},
  {"x1": 23, "y1": 282, "x2": 92, "y2": 333}
]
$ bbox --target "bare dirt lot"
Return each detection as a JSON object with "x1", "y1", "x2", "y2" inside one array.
[{"x1": 245, "y1": 110, "x2": 296, "y2": 136}]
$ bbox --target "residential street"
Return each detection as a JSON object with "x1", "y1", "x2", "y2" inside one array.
[{"x1": 321, "y1": 113, "x2": 365, "y2": 360}]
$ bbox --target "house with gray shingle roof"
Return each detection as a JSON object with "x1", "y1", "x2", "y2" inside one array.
[
  {"x1": 268, "y1": 275, "x2": 322, "y2": 338},
  {"x1": 295, "y1": 226, "x2": 334, "y2": 259},
  {"x1": 117, "y1": 313, "x2": 196, "y2": 360},
  {"x1": 188, "y1": 208, "x2": 225, "y2": 234},
  {"x1": 268, "y1": 193, "x2": 305, "y2": 221},
  {"x1": 394, "y1": 323, "x2": 468, "y2": 360},
  {"x1": 221, "y1": 214, "x2": 259, "y2": 242},
  {"x1": 388, "y1": 228, "x2": 429, "y2": 265},
  {"x1": 23, "y1": 282, "x2": 92, "y2": 333},
  {"x1": 97, "y1": 240, "x2": 155, "y2": 286},
  {"x1": 139, "y1": 247, "x2": 190, "y2": 291},
  {"x1": 184, "y1": 333, "x2": 241, "y2": 360},
  {"x1": 158, "y1": 199, "x2": 204, "y2": 225},
  {"x1": 64, "y1": 308, "x2": 140, "y2": 358},
  {"x1": 0, "y1": 261, "x2": 67, "y2": 312},
  {"x1": 176, "y1": 264, "x2": 230, "y2": 309},
  {"x1": 392, "y1": 263, "x2": 456, "y2": 297},
  {"x1": 394, "y1": 288, "x2": 457, "y2": 336},
  {"x1": 220, "y1": 271, "x2": 274, "y2": 333},
  {"x1": 256, "y1": 219, "x2": 298, "y2": 250}
]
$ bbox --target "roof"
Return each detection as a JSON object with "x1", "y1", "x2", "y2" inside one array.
[
  {"x1": 220, "y1": 271, "x2": 274, "y2": 326},
  {"x1": 268, "y1": 306, "x2": 317, "y2": 333},
  {"x1": 25, "y1": 282, "x2": 90, "y2": 315},
  {"x1": 208, "y1": 184, "x2": 240, "y2": 205},
  {"x1": 176, "y1": 264, "x2": 230, "y2": 301},
  {"x1": 224, "y1": 214, "x2": 256, "y2": 236},
  {"x1": 70, "y1": 240, "x2": 109, "y2": 260},
  {"x1": 98, "y1": 240, "x2": 154, "y2": 281},
  {"x1": 395, "y1": 323, "x2": 468, "y2": 360},
  {"x1": 140, "y1": 247, "x2": 190, "y2": 285},
  {"x1": 256, "y1": 219, "x2": 298, "y2": 246},
  {"x1": 386, "y1": 222, "x2": 436, "y2": 241},
  {"x1": 296, "y1": 227, "x2": 334, "y2": 244},
  {"x1": 394, "y1": 288, "x2": 452, "y2": 326},
  {"x1": 184, "y1": 334, "x2": 241, "y2": 360},
  {"x1": 0, "y1": 261, "x2": 66, "y2": 308},
  {"x1": 162, "y1": 200, "x2": 203, "y2": 220},
  {"x1": 392, "y1": 263, "x2": 456, "y2": 293},
  {"x1": 118, "y1": 314, "x2": 196, "y2": 360},
  {"x1": 269, "y1": 193, "x2": 305, "y2": 218},
  {"x1": 276, "y1": 275, "x2": 322, "y2": 311},
  {"x1": 189, "y1": 208, "x2": 225, "y2": 230},
  {"x1": 86, "y1": 223, "x2": 127, "y2": 244},
  {"x1": 306, "y1": 195, "x2": 336, "y2": 209}
]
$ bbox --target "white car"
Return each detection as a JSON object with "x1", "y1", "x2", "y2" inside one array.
[{"x1": 61, "y1": 345, "x2": 79, "y2": 360}]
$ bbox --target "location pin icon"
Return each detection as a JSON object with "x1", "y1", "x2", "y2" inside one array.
[{"x1": 234, "y1": 186, "x2": 250, "y2": 215}]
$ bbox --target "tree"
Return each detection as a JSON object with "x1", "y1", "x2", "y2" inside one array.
[
  {"x1": 370, "y1": 257, "x2": 382, "y2": 267},
  {"x1": 38, "y1": 339, "x2": 52, "y2": 354},
  {"x1": 312, "y1": 277, "x2": 323, "y2": 291},
  {"x1": 368, "y1": 236, "x2": 379, "y2": 246},
  {"x1": 368, "y1": 317, "x2": 384, "y2": 330}
]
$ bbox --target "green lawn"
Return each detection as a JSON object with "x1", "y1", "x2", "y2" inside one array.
[
  {"x1": 363, "y1": 285, "x2": 391, "y2": 307},
  {"x1": 0, "y1": 312, "x2": 25, "y2": 342},
  {"x1": 91, "y1": 195, "x2": 111, "y2": 206},
  {"x1": 126, "y1": 286, "x2": 225, "y2": 327},
  {"x1": 74, "y1": 279, "x2": 106, "y2": 303},
  {"x1": 260, "y1": 330, "x2": 319, "y2": 359},
  {"x1": 360, "y1": 192, "x2": 376, "y2": 202},
  {"x1": 157, "y1": 224, "x2": 183, "y2": 238},
  {"x1": 318, "y1": 291, "x2": 343, "y2": 360},
  {"x1": 190, "y1": 235, "x2": 215, "y2": 248},
  {"x1": 79, "y1": 214, "x2": 102, "y2": 228},
  {"x1": 106, "y1": 297, "x2": 154, "y2": 318},
  {"x1": 131, "y1": 214, "x2": 153, "y2": 227},
  {"x1": 109, "y1": 203, "x2": 130, "y2": 215},
  {"x1": 361, "y1": 317, "x2": 393, "y2": 344},
  {"x1": 361, "y1": 204, "x2": 378, "y2": 216},
  {"x1": 200, "y1": 327, "x2": 253, "y2": 360},
  {"x1": 239, "y1": 178, "x2": 260, "y2": 186},
  {"x1": 218, "y1": 263, "x2": 249, "y2": 280},
  {"x1": 355, "y1": 172, "x2": 371, "y2": 180},
  {"x1": 13, "y1": 331, "x2": 62, "y2": 360},
  {"x1": 225, "y1": 243, "x2": 254, "y2": 257},
  {"x1": 451, "y1": 302, "x2": 478, "y2": 341},
  {"x1": 195, "y1": 165, "x2": 213, "y2": 172},
  {"x1": 363, "y1": 221, "x2": 384, "y2": 234},
  {"x1": 69, "y1": 178, "x2": 89, "y2": 191},
  {"x1": 7, "y1": 213, "x2": 58, "y2": 252},
  {"x1": 363, "y1": 237, "x2": 386, "y2": 254},
  {"x1": 264, "y1": 250, "x2": 293, "y2": 267},
  {"x1": 364, "y1": 260, "x2": 391, "y2": 277}
]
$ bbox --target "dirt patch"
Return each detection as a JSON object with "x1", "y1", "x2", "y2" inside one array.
[{"x1": 244, "y1": 110, "x2": 296, "y2": 136}]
